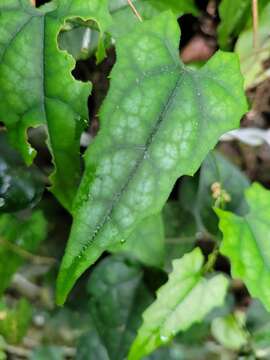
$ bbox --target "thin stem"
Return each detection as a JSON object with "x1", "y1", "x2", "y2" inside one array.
[
  {"x1": 0, "y1": 237, "x2": 56, "y2": 266},
  {"x1": 203, "y1": 243, "x2": 219, "y2": 274},
  {"x1": 252, "y1": 0, "x2": 259, "y2": 49},
  {"x1": 127, "y1": 0, "x2": 143, "y2": 22}
]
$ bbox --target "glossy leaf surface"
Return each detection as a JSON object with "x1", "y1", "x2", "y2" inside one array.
[{"x1": 56, "y1": 12, "x2": 247, "y2": 304}]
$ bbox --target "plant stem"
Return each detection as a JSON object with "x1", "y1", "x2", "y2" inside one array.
[
  {"x1": 127, "y1": 0, "x2": 143, "y2": 22},
  {"x1": 252, "y1": 0, "x2": 259, "y2": 49},
  {"x1": 203, "y1": 243, "x2": 219, "y2": 274},
  {"x1": 0, "y1": 237, "x2": 56, "y2": 266}
]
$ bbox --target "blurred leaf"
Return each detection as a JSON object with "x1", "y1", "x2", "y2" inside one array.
[
  {"x1": 0, "y1": 299, "x2": 32, "y2": 344},
  {"x1": 218, "y1": 0, "x2": 250, "y2": 50},
  {"x1": 211, "y1": 313, "x2": 248, "y2": 350},
  {"x1": 82, "y1": 256, "x2": 153, "y2": 360},
  {"x1": 110, "y1": 214, "x2": 165, "y2": 268},
  {"x1": 235, "y1": 2, "x2": 270, "y2": 89},
  {"x1": 0, "y1": 210, "x2": 47, "y2": 295},
  {"x1": 0, "y1": 336, "x2": 6, "y2": 360},
  {"x1": 30, "y1": 346, "x2": 64, "y2": 360},
  {"x1": 217, "y1": 183, "x2": 270, "y2": 311},
  {"x1": 0, "y1": 132, "x2": 44, "y2": 213},
  {"x1": 129, "y1": 248, "x2": 229, "y2": 359},
  {"x1": 162, "y1": 202, "x2": 196, "y2": 270},
  {"x1": 180, "y1": 151, "x2": 250, "y2": 235}
]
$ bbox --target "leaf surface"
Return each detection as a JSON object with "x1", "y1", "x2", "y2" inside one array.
[
  {"x1": 79, "y1": 256, "x2": 153, "y2": 360},
  {"x1": 0, "y1": 0, "x2": 111, "y2": 210},
  {"x1": 110, "y1": 213, "x2": 165, "y2": 268},
  {"x1": 56, "y1": 11, "x2": 247, "y2": 304},
  {"x1": 217, "y1": 183, "x2": 270, "y2": 311},
  {"x1": 128, "y1": 247, "x2": 229, "y2": 359}
]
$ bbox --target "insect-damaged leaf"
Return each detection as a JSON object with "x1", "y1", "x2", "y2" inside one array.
[
  {"x1": 56, "y1": 11, "x2": 247, "y2": 304},
  {"x1": 0, "y1": 0, "x2": 111, "y2": 210}
]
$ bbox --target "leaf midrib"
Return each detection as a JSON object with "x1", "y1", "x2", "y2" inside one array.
[{"x1": 75, "y1": 67, "x2": 185, "y2": 262}]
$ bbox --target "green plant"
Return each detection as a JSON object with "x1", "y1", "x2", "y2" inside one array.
[{"x1": 1, "y1": 0, "x2": 270, "y2": 359}]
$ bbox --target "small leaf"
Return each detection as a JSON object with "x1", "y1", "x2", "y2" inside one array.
[
  {"x1": 128, "y1": 248, "x2": 229, "y2": 359},
  {"x1": 110, "y1": 214, "x2": 165, "y2": 268},
  {"x1": 0, "y1": 0, "x2": 111, "y2": 210},
  {"x1": 56, "y1": 11, "x2": 247, "y2": 304},
  {"x1": 211, "y1": 313, "x2": 248, "y2": 350},
  {"x1": 217, "y1": 0, "x2": 250, "y2": 50},
  {"x1": 0, "y1": 210, "x2": 47, "y2": 295},
  {"x1": 217, "y1": 183, "x2": 270, "y2": 311},
  {"x1": 235, "y1": 2, "x2": 270, "y2": 89},
  {"x1": 86, "y1": 256, "x2": 153, "y2": 360},
  {"x1": 0, "y1": 298, "x2": 32, "y2": 344}
]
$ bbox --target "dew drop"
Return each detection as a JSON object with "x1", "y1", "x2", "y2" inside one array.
[{"x1": 120, "y1": 239, "x2": 126, "y2": 244}]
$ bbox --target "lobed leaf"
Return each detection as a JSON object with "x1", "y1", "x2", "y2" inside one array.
[
  {"x1": 217, "y1": 183, "x2": 270, "y2": 311},
  {"x1": 128, "y1": 247, "x2": 229, "y2": 359},
  {"x1": 0, "y1": 0, "x2": 111, "y2": 210},
  {"x1": 56, "y1": 11, "x2": 247, "y2": 304}
]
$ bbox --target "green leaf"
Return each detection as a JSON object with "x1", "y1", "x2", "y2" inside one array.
[
  {"x1": 56, "y1": 11, "x2": 247, "y2": 305},
  {"x1": 30, "y1": 346, "x2": 65, "y2": 360},
  {"x1": 110, "y1": 214, "x2": 165, "y2": 268},
  {"x1": 0, "y1": 132, "x2": 44, "y2": 213},
  {"x1": 217, "y1": 183, "x2": 270, "y2": 311},
  {"x1": 86, "y1": 256, "x2": 153, "y2": 360},
  {"x1": 235, "y1": 2, "x2": 270, "y2": 89},
  {"x1": 0, "y1": 0, "x2": 111, "y2": 210},
  {"x1": 128, "y1": 248, "x2": 229, "y2": 359},
  {"x1": 211, "y1": 313, "x2": 248, "y2": 350},
  {"x1": 0, "y1": 210, "x2": 47, "y2": 295},
  {"x1": 0, "y1": 298, "x2": 32, "y2": 344},
  {"x1": 109, "y1": 0, "x2": 198, "y2": 38},
  {"x1": 162, "y1": 202, "x2": 196, "y2": 270},
  {"x1": 217, "y1": 0, "x2": 250, "y2": 50}
]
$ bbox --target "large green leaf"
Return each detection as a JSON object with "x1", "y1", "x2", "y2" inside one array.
[
  {"x1": 0, "y1": 0, "x2": 111, "y2": 210},
  {"x1": 0, "y1": 210, "x2": 47, "y2": 295},
  {"x1": 110, "y1": 214, "x2": 165, "y2": 268},
  {"x1": 217, "y1": 183, "x2": 270, "y2": 311},
  {"x1": 56, "y1": 11, "x2": 247, "y2": 304},
  {"x1": 86, "y1": 256, "x2": 152, "y2": 360},
  {"x1": 128, "y1": 247, "x2": 229, "y2": 359}
]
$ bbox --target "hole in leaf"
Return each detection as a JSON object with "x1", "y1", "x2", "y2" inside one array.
[{"x1": 35, "y1": 0, "x2": 52, "y2": 7}]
